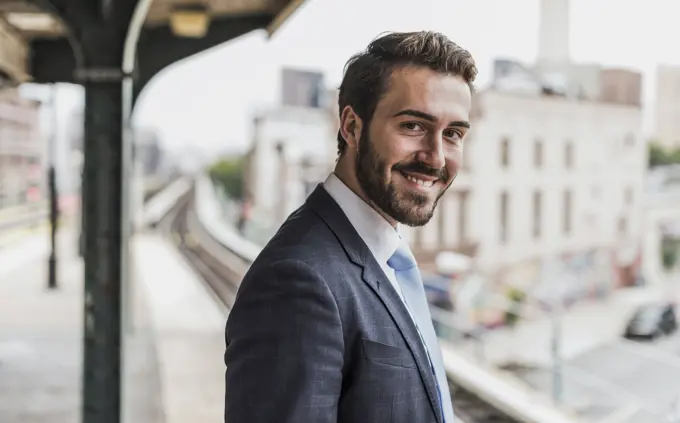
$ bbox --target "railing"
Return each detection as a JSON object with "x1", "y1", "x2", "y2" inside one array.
[{"x1": 140, "y1": 176, "x2": 192, "y2": 228}]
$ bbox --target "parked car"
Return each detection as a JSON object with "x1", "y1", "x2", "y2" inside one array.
[{"x1": 624, "y1": 302, "x2": 677, "y2": 341}]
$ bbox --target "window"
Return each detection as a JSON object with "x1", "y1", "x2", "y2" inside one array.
[
  {"x1": 500, "y1": 138, "x2": 510, "y2": 168},
  {"x1": 564, "y1": 141, "x2": 574, "y2": 168},
  {"x1": 563, "y1": 189, "x2": 572, "y2": 235},
  {"x1": 532, "y1": 190, "x2": 542, "y2": 239},
  {"x1": 624, "y1": 187, "x2": 633, "y2": 206},
  {"x1": 534, "y1": 139, "x2": 543, "y2": 168},
  {"x1": 458, "y1": 190, "x2": 469, "y2": 244},
  {"x1": 437, "y1": 197, "x2": 447, "y2": 247},
  {"x1": 624, "y1": 133, "x2": 635, "y2": 147},
  {"x1": 499, "y1": 191, "x2": 509, "y2": 243},
  {"x1": 618, "y1": 216, "x2": 628, "y2": 236}
]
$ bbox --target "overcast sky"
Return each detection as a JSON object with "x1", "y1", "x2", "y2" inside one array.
[{"x1": 26, "y1": 0, "x2": 680, "y2": 157}]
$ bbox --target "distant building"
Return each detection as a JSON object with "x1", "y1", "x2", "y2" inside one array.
[
  {"x1": 492, "y1": 59, "x2": 542, "y2": 95},
  {"x1": 245, "y1": 106, "x2": 335, "y2": 229},
  {"x1": 325, "y1": 87, "x2": 341, "y2": 163},
  {"x1": 243, "y1": 69, "x2": 338, "y2": 231},
  {"x1": 537, "y1": 0, "x2": 570, "y2": 66},
  {"x1": 133, "y1": 128, "x2": 163, "y2": 176},
  {"x1": 0, "y1": 88, "x2": 43, "y2": 207},
  {"x1": 599, "y1": 68, "x2": 642, "y2": 106},
  {"x1": 655, "y1": 65, "x2": 680, "y2": 149},
  {"x1": 281, "y1": 68, "x2": 326, "y2": 109},
  {"x1": 565, "y1": 63, "x2": 602, "y2": 101},
  {"x1": 532, "y1": 0, "x2": 605, "y2": 102}
]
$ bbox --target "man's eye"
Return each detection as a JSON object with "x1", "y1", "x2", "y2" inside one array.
[
  {"x1": 444, "y1": 129, "x2": 462, "y2": 139},
  {"x1": 402, "y1": 122, "x2": 424, "y2": 131}
]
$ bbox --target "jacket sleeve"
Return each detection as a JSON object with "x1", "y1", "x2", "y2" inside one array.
[{"x1": 225, "y1": 258, "x2": 344, "y2": 423}]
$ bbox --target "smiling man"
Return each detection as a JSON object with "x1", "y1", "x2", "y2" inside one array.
[{"x1": 225, "y1": 31, "x2": 477, "y2": 423}]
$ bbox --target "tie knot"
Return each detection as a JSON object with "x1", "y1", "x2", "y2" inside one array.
[{"x1": 387, "y1": 242, "x2": 418, "y2": 271}]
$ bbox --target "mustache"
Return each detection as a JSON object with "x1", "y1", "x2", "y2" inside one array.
[{"x1": 393, "y1": 161, "x2": 447, "y2": 180}]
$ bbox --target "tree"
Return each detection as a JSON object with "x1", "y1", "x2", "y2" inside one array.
[
  {"x1": 648, "y1": 142, "x2": 680, "y2": 168},
  {"x1": 208, "y1": 156, "x2": 246, "y2": 201},
  {"x1": 662, "y1": 237, "x2": 680, "y2": 271},
  {"x1": 504, "y1": 286, "x2": 526, "y2": 328}
]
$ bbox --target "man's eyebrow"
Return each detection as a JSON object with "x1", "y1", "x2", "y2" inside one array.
[{"x1": 392, "y1": 109, "x2": 470, "y2": 128}]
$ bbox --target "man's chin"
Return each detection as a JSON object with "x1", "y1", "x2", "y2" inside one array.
[
  {"x1": 389, "y1": 203, "x2": 436, "y2": 227},
  {"x1": 398, "y1": 189, "x2": 438, "y2": 208}
]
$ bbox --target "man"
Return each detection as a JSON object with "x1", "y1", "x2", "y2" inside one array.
[{"x1": 225, "y1": 31, "x2": 477, "y2": 423}]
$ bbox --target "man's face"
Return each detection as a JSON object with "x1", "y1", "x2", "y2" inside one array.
[{"x1": 355, "y1": 66, "x2": 472, "y2": 227}]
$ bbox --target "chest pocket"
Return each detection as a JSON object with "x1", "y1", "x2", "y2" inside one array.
[{"x1": 361, "y1": 338, "x2": 416, "y2": 369}]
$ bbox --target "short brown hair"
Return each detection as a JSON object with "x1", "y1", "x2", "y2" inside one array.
[{"x1": 336, "y1": 31, "x2": 477, "y2": 155}]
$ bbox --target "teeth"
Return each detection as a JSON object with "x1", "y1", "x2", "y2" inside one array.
[{"x1": 405, "y1": 174, "x2": 434, "y2": 187}]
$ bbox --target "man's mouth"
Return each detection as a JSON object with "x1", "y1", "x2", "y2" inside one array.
[{"x1": 398, "y1": 171, "x2": 439, "y2": 188}]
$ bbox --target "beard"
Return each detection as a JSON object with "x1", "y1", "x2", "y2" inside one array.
[{"x1": 355, "y1": 127, "x2": 454, "y2": 227}]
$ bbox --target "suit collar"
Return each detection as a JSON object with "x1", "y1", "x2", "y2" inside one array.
[
  {"x1": 322, "y1": 172, "x2": 401, "y2": 267},
  {"x1": 305, "y1": 184, "x2": 444, "y2": 423}
]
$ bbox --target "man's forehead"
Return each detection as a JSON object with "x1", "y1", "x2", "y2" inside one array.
[{"x1": 380, "y1": 67, "x2": 472, "y2": 121}]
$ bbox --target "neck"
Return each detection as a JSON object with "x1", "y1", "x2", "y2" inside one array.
[{"x1": 334, "y1": 155, "x2": 399, "y2": 229}]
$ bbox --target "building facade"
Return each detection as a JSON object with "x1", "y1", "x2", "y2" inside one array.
[
  {"x1": 655, "y1": 65, "x2": 680, "y2": 149},
  {"x1": 406, "y1": 89, "x2": 646, "y2": 301},
  {"x1": 0, "y1": 88, "x2": 43, "y2": 208},
  {"x1": 599, "y1": 68, "x2": 642, "y2": 107},
  {"x1": 245, "y1": 106, "x2": 336, "y2": 230}
]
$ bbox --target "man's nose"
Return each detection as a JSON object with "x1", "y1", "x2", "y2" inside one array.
[{"x1": 417, "y1": 134, "x2": 445, "y2": 170}]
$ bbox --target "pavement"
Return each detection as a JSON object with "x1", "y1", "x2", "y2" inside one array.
[
  {"x1": 0, "y1": 220, "x2": 49, "y2": 250},
  {"x1": 472, "y1": 276, "x2": 680, "y2": 423},
  {"x1": 0, "y1": 202, "x2": 46, "y2": 221},
  {"x1": 132, "y1": 233, "x2": 226, "y2": 423},
  {"x1": 0, "y1": 229, "x2": 164, "y2": 423},
  {"x1": 476, "y1": 284, "x2": 677, "y2": 368}
]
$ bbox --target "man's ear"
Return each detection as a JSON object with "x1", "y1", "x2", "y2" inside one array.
[{"x1": 339, "y1": 106, "x2": 363, "y2": 151}]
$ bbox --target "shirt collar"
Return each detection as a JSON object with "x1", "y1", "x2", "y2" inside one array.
[{"x1": 323, "y1": 172, "x2": 402, "y2": 265}]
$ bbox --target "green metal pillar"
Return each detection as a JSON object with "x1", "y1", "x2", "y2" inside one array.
[{"x1": 79, "y1": 60, "x2": 127, "y2": 423}]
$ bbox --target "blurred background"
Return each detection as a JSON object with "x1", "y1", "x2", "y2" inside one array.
[{"x1": 1, "y1": 0, "x2": 680, "y2": 422}]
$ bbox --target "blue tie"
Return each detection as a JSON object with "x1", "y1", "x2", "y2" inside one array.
[{"x1": 388, "y1": 241, "x2": 454, "y2": 423}]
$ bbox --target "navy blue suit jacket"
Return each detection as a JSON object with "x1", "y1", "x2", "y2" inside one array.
[{"x1": 225, "y1": 185, "x2": 444, "y2": 423}]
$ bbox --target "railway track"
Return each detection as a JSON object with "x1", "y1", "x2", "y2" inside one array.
[
  {"x1": 159, "y1": 189, "x2": 247, "y2": 309},
  {"x1": 160, "y1": 190, "x2": 524, "y2": 423}
]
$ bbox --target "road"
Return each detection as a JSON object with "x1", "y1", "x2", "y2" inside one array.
[{"x1": 511, "y1": 334, "x2": 680, "y2": 422}]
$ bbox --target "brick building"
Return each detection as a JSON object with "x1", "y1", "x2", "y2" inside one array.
[{"x1": 0, "y1": 88, "x2": 43, "y2": 208}]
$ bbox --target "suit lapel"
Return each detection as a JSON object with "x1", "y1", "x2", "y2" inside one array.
[{"x1": 306, "y1": 185, "x2": 443, "y2": 423}]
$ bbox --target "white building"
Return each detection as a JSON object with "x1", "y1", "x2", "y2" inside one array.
[
  {"x1": 245, "y1": 106, "x2": 336, "y2": 230},
  {"x1": 655, "y1": 65, "x2": 680, "y2": 149},
  {"x1": 0, "y1": 88, "x2": 43, "y2": 208},
  {"x1": 407, "y1": 89, "x2": 646, "y2": 299}
]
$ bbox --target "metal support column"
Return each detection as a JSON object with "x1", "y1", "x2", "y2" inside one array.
[{"x1": 80, "y1": 65, "x2": 126, "y2": 423}]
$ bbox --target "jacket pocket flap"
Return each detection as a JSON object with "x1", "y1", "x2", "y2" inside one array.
[{"x1": 361, "y1": 338, "x2": 416, "y2": 368}]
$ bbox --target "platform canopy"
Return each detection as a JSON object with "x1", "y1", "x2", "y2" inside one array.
[{"x1": 0, "y1": 0, "x2": 305, "y2": 91}]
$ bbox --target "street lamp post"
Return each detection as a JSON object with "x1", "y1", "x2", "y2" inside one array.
[
  {"x1": 551, "y1": 303, "x2": 563, "y2": 405},
  {"x1": 47, "y1": 83, "x2": 59, "y2": 290}
]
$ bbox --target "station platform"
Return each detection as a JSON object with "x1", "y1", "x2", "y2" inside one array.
[
  {"x1": 132, "y1": 233, "x2": 226, "y2": 423},
  {"x1": 0, "y1": 228, "x2": 226, "y2": 423}
]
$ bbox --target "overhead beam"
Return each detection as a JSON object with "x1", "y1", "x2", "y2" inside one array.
[
  {"x1": 0, "y1": 17, "x2": 29, "y2": 84},
  {"x1": 29, "y1": 13, "x2": 274, "y2": 92},
  {"x1": 266, "y1": 0, "x2": 305, "y2": 37},
  {"x1": 133, "y1": 13, "x2": 273, "y2": 105},
  {"x1": 29, "y1": 37, "x2": 75, "y2": 83}
]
